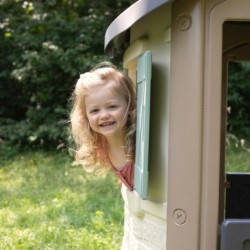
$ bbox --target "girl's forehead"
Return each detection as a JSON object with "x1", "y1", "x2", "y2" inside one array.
[
  {"x1": 86, "y1": 83, "x2": 120, "y2": 98},
  {"x1": 88, "y1": 81, "x2": 122, "y2": 95},
  {"x1": 84, "y1": 85, "x2": 128, "y2": 109}
]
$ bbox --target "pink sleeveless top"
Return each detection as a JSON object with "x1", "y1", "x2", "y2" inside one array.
[{"x1": 112, "y1": 162, "x2": 134, "y2": 191}]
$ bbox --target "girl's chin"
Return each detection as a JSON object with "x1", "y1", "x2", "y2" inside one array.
[{"x1": 101, "y1": 130, "x2": 124, "y2": 140}]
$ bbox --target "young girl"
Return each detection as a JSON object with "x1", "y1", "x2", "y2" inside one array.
[{"x1": 70, "y1": 62, "x2": 136, "y2": 190}]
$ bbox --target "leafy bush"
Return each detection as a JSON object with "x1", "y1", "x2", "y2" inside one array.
[
  {"x1": 0, "y1": 0, "x2": 135, "y2": 148},
  {"x1": 227, "y1": 62, "x2": 250, "y2": 138}
]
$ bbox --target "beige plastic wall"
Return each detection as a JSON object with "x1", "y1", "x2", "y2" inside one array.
[
  {"x1": 167, "y1": 0, "x2": 205, "y2": 249},
  {"x1": 122, "y1": 0, "x2": 250, "y2": 249},
  {"x1": 200, "y1": 1, "x2": 250, "y2": 250},
  {"x1": 168, "y1": 0, "x2": 250, "y2": 250},
  {"x1": 125, "y1": 3, "x2": 172, "y2": 202},
  {"x1": 121, "y1": 3, "x2": 171, "y2": 250}
]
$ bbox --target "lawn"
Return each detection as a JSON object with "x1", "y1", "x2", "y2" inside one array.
[
  {"x1": 0, "y1": 149, "x2": 124, "y2": 250},
  {"x1": 0, "y1": 143, "x2": 249, "y2": 250},
  {"x1": 225, "y1": 142, "x2": 250, "y2": 172}
]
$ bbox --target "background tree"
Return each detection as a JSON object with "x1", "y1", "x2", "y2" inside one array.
[
  {"x1": 0, "y1": 0, "x2": 135, "y2": 149},
  {"x1": 227, "y1": 62, "x2": 250, "y2": 139}
]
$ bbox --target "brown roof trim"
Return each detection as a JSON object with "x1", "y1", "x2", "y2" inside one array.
[{"x1": 104, "y1": 0, "x2": 172, "y2": 57}]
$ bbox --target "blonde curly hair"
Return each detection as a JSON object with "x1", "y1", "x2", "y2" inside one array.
[{"x1": 70, "y1": 62, "x2": 136, "y2": 173}]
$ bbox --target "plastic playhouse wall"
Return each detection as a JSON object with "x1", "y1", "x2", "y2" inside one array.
[{"x1": 105, "y1": 0, "x2": 250, "y2": 249}]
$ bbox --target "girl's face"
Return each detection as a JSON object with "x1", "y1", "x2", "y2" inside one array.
[{"x1": 85, "y1": 83, "x2": 128, "y2": 142}]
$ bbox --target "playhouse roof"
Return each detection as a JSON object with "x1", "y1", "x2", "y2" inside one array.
[{"x1": 104, "y1": 0, "x2": 172, "y2": 57}]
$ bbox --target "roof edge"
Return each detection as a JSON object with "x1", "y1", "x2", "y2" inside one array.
[{"x1": 104, "y1": 0, "x2": 172, "y2": 57}]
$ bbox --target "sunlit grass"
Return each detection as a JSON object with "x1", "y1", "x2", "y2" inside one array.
[
  {"x1": 225, "y1": 139, "x2": 250, "y2": 172},
  {"x1": 0, "y1": 150, "x2": 124, "y2": 250},
  {"x1": 1, "y1": 140, "x2": 249, "y2": 249}
]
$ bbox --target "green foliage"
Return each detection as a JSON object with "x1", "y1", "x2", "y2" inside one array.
[
  {"x1": 0, "y1": 150, "x2": 124, "y2": 249},
  {"x1": 0, "y1": 0, "x2": 135, "y2": 148},
  {"x1": 225, "y1": 137, "x2": 250, "y2": 172},
  {"x1": 2, "y1": 0, "x2": 248, "y2": 148},
  {"x1": 227, "y1": 62, "x2": 250, "y2": 138}
]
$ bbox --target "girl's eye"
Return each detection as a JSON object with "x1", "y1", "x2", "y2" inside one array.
[
  {"x1": 89, "y1": 109, "x2": 99, "y2": 114},
  {"x1": 108, "y1": 105, "x2": 117, "y2": 110}
]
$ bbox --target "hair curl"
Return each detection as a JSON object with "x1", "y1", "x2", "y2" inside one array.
[{"x1": 70, "y1": 62, "x2": 136, "y2": 173}]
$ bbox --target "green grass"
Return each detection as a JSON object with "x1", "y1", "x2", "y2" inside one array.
[
  {"x1": 0, "y1": 150, "x2": 124, "y2": 250},
  {"x1": 0, "y1": 142, "x2": 248, "y2": 250},
  {"x1": 225, "y1": 143, "x2": 250, "y2": 172}
]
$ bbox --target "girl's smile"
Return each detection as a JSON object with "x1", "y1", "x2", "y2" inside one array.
[
  {"x1": 99, "y1": 121, "x2": 115, "y2": 127},
  {"x1": 85, "y1": 83, "x2": 128, "y2": 140}
]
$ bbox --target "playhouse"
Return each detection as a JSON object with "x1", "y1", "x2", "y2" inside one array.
[{"x1": 105, "y1": 0, "x2": 250, "y2": 249}]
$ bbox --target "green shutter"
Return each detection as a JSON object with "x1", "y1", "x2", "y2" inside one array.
[{"x1": 134, "y1": 51, "x2": 152, "y2": 199}]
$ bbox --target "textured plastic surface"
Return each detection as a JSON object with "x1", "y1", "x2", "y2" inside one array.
[{"x1": 221, "y1": 219, "x2": 250, "y2": 250}]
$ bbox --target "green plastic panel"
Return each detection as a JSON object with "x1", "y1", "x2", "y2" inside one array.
[{"x1": 134, "y1": 51, "x2": 152, "y2": 199}]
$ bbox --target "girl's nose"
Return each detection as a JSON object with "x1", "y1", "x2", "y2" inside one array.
[{"x1": 100, "y1": 111, "x2": 110, "y2": 119}]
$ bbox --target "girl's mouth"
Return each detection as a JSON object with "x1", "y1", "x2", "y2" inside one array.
[{"x1": 99, "y1": 121, "x2": 115, "y2": 127}]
